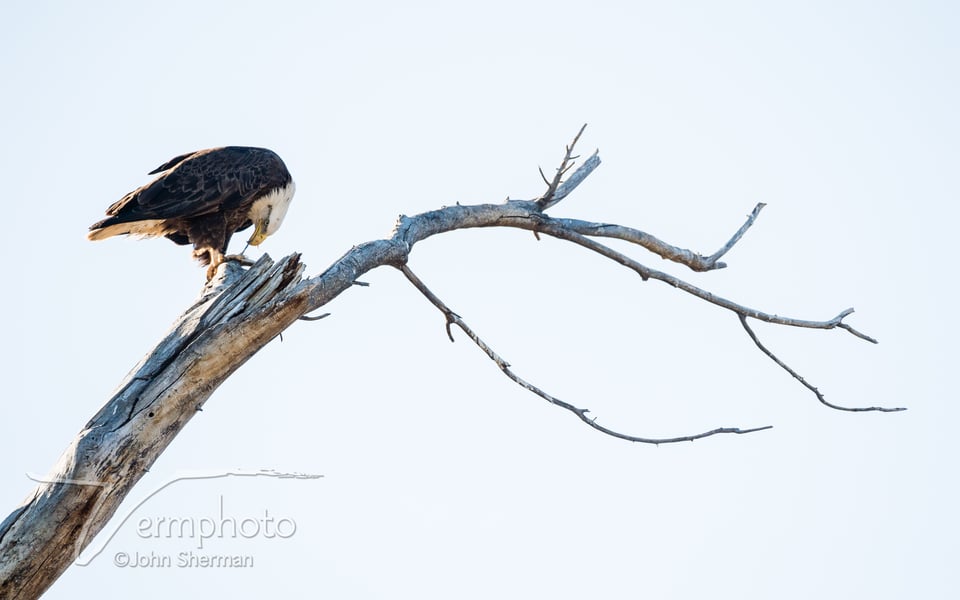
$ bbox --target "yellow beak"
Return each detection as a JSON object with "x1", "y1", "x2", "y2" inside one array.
[{"x1": 247, "y1": 220, "x2": 269, "y2": 246}]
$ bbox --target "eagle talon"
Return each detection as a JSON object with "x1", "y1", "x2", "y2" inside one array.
[{"x1": 224, "y1": 254, "x2": 255, "y2": 267}]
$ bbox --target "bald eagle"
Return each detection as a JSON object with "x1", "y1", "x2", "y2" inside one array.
[{"x1": 88, "y1": 146, "x2": 295, "y2": 279}]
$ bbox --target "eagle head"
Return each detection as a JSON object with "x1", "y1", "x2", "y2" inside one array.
[{"x1": 248, "y1": 181, "x2": 296, "y2": 246}]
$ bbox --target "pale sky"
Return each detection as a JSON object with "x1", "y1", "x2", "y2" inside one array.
[{"x1": 1, "y1": 1, "x2": 957, "y2": 598}]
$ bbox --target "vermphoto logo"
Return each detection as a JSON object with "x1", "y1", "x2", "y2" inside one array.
[
  {"x1": 25, "y1": 468, "x2": 321, "y2": 568},
  {"x1": 135, "y1": 495, "x2": 297, "y2": 550}
]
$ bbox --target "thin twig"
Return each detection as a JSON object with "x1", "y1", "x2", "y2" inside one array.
[
  {"x1": 537, "y1": 124, "x2": 589, "y2": 210},
  {"x1": 738, "y1": 314, "x2": 905, "y2": 412},
  {"x1": 704, "y1": 202, "x2": 767, "y2": 266},
  {"x1": 538, "y1": 166, "x2": 550, "y2": 186},
  {"x1": 398, "y1": 263, "x2": 772, "y2": 444},
  {"x1": 837, "y1": 322, "x2": 878, "y2": 344},
  {"x1": 299, "y1": 312, "x2": 331, "y2": 322},
  {"x1": 299, "y1": 279, "x2": 367, "y2": 321}
]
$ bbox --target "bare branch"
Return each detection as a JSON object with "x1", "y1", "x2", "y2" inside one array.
[
  {"x1": 547, "y1": 203, "x2": 763, "y2": 272},
  {"x1": 538, "y1": 166, "x2": 550, "y2": 186},
  {"x1": 704, "y1": 202, "x2": 766, "y2": 266},
  {"x1": 398, "y1": 264, "x2": 773, "y2": 444},
  {"x1": 550, "y1": 150, "x2": 600, "y2": 206},
  {"x1": 537, "y1": 123, "x2": 590, "y2": 210},
  {"x1": 738, "y1": 314, "x2": 905, "y2": 412},
  {"x1": 510, "y1": 216, "x2": 874, "y2": 337},
  {"x1": 837, "y1": 322, "x2": 879, "y2": 344}
]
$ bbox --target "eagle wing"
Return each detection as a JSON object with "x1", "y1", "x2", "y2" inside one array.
[
  {"x1": 88, "y1": 146, "x2": 290, "y2": 245},
  {"x1": 105, "y1": 147, "x2": 269, "y2": 222}
]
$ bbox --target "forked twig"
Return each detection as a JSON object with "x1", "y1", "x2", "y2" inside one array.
[
  {"x1": 738, "y1": 314, "x2": 905, "y2": 412},
  {"x1": 537, "y1": 123, "x2": 590, "y2": 210},
  {"x1": 526, "y1": 201, "x2": 764, "y2": 272},
  {"x1": 517, "y1": 217, "x2": 875, "y2": 336},
  {"x1": 398, "y1": 263, "x2": 772, "y2": 444}
]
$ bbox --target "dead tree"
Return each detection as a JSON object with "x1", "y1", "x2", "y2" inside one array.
[{"x1": 0, "y1": 126, "x2": 902, "y2": 598}]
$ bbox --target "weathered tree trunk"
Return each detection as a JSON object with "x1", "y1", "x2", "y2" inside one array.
[
  {"x1": 0, "y1": 236, "x2": 405, "y2": 597},
  {"x1": 0, "y1": 256, "x2": 309, "y2": 597}
]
